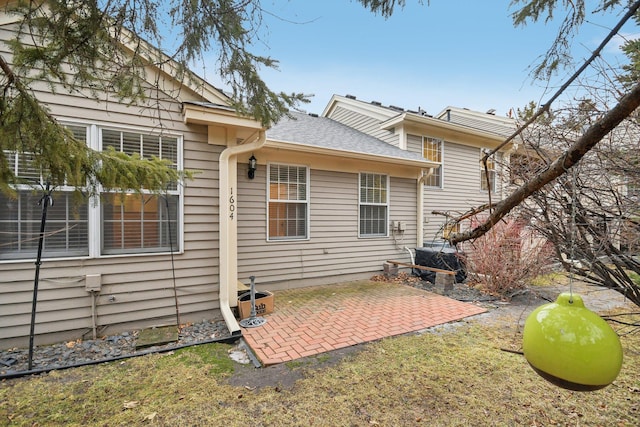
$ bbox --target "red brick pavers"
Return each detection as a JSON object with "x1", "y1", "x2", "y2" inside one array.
[{"x1": 241, "y1": 280, "x2": 486, "y2": 366}]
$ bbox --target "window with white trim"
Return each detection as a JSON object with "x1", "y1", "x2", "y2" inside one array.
[
  {"x1": 423, "y1": 136, "x2": 442, "y2": 188},
  {"x1": 359, "y1": 173, "x2": 388, "y2": 237},
  {"x1": 100, "y1": 129, "x2": 180, "y2": 254},
  {"x1": 0, "y1": 125, "x2": 89, "y2": 260},
  {"x1": 480, "y1": 149, "x2": 496, "y2": 192},
  {"x1": 0, "y1": 125, "x2": 182, "y2": 261},
  {"x1": 267, "y1": 164, "x2": 309, "y2": 240}
]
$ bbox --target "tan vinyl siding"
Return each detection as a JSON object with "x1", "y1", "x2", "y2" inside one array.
[
  {"x1": 406, "y1": 134, "x2": 422, "y2": 155},
  {"x1": 237, "y1": 168, "x2": 417, "y2": 289},
  {"x1": 0, "y1": 23, "x2": 224, "y2": 349},
  {"x1": 329, "y1": 106, "x2": 399, "y2": 146},
  {"x1": 422, "y1": 141, "x2": 503, "y2": 244}
]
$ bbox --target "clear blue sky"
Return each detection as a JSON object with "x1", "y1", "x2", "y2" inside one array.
[{"x1": 203, "y1": 1, "x2": 634, "y2": 118}]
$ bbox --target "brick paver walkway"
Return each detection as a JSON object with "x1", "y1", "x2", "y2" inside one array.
[{"x1": 241, "y1": 280, "x2": 486, "y2": 366}]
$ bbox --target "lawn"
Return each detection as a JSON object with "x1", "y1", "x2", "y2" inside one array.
[{"x1": 1, "y1": 309, "x2": 639, "y2": 426}]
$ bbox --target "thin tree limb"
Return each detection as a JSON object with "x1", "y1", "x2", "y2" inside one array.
[{"x1": 482, "y1": 0, "x2": 640, "y2": 162}]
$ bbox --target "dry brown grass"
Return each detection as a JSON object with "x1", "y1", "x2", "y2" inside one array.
[{"x1": 1, "y1": 312, "x2": 639, "y2": 426}]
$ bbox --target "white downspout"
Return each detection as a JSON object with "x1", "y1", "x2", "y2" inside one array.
[
  {"x1": 219, "y1": 130, "x2": 266, "y2": 335},
  {"x1": 416, "y1": 168, "x2": 434, "y2": 248}
]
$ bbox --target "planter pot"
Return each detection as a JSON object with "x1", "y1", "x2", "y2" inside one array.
[{"x1": 238, "y1": 291, "x2": 274, "y2": 320}]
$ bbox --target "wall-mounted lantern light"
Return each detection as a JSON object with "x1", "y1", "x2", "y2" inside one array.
[{"x1": 248, "y1": 154, "x2": 257, "y2": 180}]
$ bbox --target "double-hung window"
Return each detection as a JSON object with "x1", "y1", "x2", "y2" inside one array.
[
  {"x1": 480, "y1": 149, "x2": 496, "y2": 192},
  {"x1": 100, "y1": 129, "x2": 180, "y2": 254},
  {"x1": 0, "y1": 125, "x2": 90, "y2": 260},
  {"x1": 359, "y1": 173, "x2": 388, "y2": 237},
  {"x1": 423, "y1": 137, "x2": 443, "y2": 188},
  {"x1": 267, "y1": 164, "x2": 309, "y2": 240}
]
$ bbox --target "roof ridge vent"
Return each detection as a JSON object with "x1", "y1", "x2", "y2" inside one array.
[
  {"x1": 371, "y1": 101, "x2": 382, "y2": 106},
  {"x1": 346, "y1": 94, "x2": 356, "y2": 100},
  {"x1": 389, "y1": 105, "x2": 404, "y2": 112}
]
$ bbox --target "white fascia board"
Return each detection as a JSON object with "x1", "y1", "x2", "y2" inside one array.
[
  {"x1": 322, "y1": 94, "x2": 398, "y2": 121},
  {"x1": 182, "y1": 103, "x2": 263, "y2": 130},
  {"x1": 381, "y1": 113, "x2": 508, "y2": 147},
  {"x1": 265, "y1": 138, "x2": 439, "y2": 169}
]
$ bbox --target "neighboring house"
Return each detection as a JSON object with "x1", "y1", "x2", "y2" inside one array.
[{"x1": 323, "y1": 95, "x2": 517, "y2": 243}]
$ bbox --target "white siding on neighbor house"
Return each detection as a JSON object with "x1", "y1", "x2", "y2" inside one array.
[
  {"x1": 422, "y1": 141, "x2": 503, "y2": 244},
  {"x1": 236, "y1": 167, "x2": 418, "y2": 290},
  {"x1": 328, "y1": 106, "x2": 399, "y2": 146},
  {"x1": 0, "y1": 24, "x2": 225, "y2": 349},
  {"x1": 406, "y1": 134, "x2": 423, "y2": 155}
]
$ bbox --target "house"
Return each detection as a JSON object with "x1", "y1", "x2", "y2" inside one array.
[
  {"x1": 0, "y1": 7, "x2": 441, "y2": 349},
  {"x1": 0, "y1": 5, "x2": 264, "y2": 348},
  {"x1": 0, "y1": 5, "x2": 519, "y2": 350},
  {"x1": 322, "y1": 95, "x2": 517, "y2": 242}
]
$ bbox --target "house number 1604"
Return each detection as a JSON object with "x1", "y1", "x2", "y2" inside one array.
[{"x1": 229, "y1": 188, "x2": 236, "y2": 219}]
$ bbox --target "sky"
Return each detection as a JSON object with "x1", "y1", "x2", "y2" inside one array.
[{"x1": 200, "y1": 0, "x2": 636, "y2": 118}]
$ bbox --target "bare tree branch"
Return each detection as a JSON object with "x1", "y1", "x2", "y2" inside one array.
[{"x1": 450, "y1": 81, "x2": 640, "y2": 244}]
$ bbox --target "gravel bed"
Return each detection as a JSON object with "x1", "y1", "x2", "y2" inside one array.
[{"x1": 0, "y1": 319, "x2": 232, "y2": 377}]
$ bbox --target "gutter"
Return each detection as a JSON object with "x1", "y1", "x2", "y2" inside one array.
[
  {"x1": 218, "y1": 130, "x2": 266, "y2": 336},
  {"x1": 265, "y1": 139, "x2": 437, "y2": 169}
]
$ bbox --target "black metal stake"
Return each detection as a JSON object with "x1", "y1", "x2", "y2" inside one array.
[
  {"x1": 164, "y1": 193, "x2": 180, "y2": 327},
  {"x1": 28, "y1": 183, "x2": 53, "y2": 370}
]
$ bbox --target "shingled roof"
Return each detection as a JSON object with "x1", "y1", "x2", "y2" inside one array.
[{"x1": 266, "y1": 111, "x2": 425, "y2": 162}]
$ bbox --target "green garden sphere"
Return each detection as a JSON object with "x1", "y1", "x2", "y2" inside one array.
[{"x1": 522, "y1": 292, "x2": 623, "y2": 391}]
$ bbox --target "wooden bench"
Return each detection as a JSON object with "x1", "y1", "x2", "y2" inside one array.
[
  {"x1": 385, "y1": 260, "x2": 456, "y2": 292},
  {"x1": 386, "y1": 260, "x2": 455, "y2": 275}
]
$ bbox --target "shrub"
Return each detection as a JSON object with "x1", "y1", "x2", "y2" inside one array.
[{"x1": 463, "y1": 217, "x2": 554, "y2": 299}]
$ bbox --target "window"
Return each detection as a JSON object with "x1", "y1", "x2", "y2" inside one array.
[
  {"x1": 267, "y1": 164, "x2": 308, "y2": 240},
  {"x1": 480, "y1": 149, "x2": 496, "y2": 192},
  {"x1": 423, "y1": 137, "x2": 442, "y2": 187},
  {"x1": 0, "y1": 125, "x2": 89, "y2": 260},
  {"x1": 0, "y1": 125, "x2": 183, "y2": 261},
  {"x1": 443, "y1": 222, "x2": 460, "y2": 240},
  {"x1": 100, "y1": 129, "x2": 180, "y2": 254},
  {"x1": 359, "y1": 173, "x2": 388, "y2": 237}
]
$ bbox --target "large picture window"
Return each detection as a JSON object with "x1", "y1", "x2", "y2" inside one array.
[
  {"x1": 0, "y1": 125, "x2": 89, "y2": 260},
  {"x1": 359, "y1": 173, "x2": 388, "y2": 237},
  {"x1": 0, "y1": 125, "x2": 182, "y2": 261},
  {"x1": 480, "y1": 149, "x2": 496, "y2": 192},
  {"x1": 268, "y1": 164, "x2": 309, "y2": 240},
  {"x1": 423, "y1": 136, "x2": 443, "y2": 188}
]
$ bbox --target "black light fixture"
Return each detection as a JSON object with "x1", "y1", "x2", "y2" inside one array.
[{"x1": 248, "y1": 154, "x2": 257, "y2": 180}]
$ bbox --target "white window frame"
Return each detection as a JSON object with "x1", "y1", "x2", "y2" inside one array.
[
  {"x1": 0, "y1": 121, "x2": 185, "y2": 262},
  {"x1": 358, "y1": 172, "x2": 389, "y2": 238},
  {"x1": 422, "y1": 136, "x2": 443, "y2": 188},
  {"x1": 0, "y1": 125, "x2": 91, "y2": 261},
  {"x1": 98, "y1": 126, "x2": 184, "y2": 256},
  {"x1": 266, "y1": 163, "x2": 310, "y2": 242}
]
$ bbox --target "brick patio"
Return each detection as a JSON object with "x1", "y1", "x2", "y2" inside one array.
[{"x1": 241, "y1": 280, "x2": 486, "y2": 365}]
